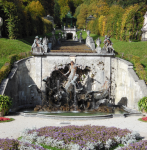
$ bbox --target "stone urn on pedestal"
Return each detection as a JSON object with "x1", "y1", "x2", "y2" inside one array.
[{"x1": 0, "y1": 17, "x2": 3, "y2": 38}]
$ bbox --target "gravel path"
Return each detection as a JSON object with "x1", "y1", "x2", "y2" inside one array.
[{"x1": 0, "y1": 115, "x2": 147, "y2": 140}]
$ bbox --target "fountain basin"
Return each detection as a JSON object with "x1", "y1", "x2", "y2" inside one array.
[{"x1": 19, "y1": 107, "x2": 136, "y2": 120}]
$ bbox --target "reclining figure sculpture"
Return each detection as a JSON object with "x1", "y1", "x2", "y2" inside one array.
[{"x1": 103, "y1": 35, "x2": 115, "y2": 54}]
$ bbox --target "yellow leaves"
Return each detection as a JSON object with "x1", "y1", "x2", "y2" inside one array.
[
  {"x1": 109, "y1": 5, "x2": 124, "y2": 15},
  {"x1": 26, "y1": 1, "x2": 45, "y2": 18},
  {"x1": 42, "y1": 17, "x2": 53, "y2": 34},
  {"x1": 60, "y1": 6, "x2": 70, "y2": 19},
  {"x1": 128, "y1": 55, "x2": 147, "y2": 81},
  {"x1": 0, "y1": 63, "x2": 10, "y2": 83},
  {"x1": 58, "y1": 0, "x2": 69, "y2": 7},
  {"x1": 89, "y1": 0, "x2": 109, "y2": 18},
  {"x1": 98, "y1": 15, "x2": 106, "y2": 36},
  {"x1": 131, "y1": 55, "x2": 140, "y2": 64},
  {"x1": 120, "y1": 4, "x2": 140, "y2": 40},
  {"x1": 87, "y1": 20, "x2": 94, "y2": 32},
  {"x1": 58, "y1": 0, "x2": 70, "y2": 19},
  {"x1": 76, "y1": 4, "x2": 88, "y2": 28},
  {"x1": 102, "y1": 18, "x2": 106, "y2": 36}
]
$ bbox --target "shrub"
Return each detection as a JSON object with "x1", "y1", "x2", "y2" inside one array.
[
  {"x1": 138, "y1": 97, "x2": 147, "y2": 113},
  {"x1": 0, "y1": 95, "x2": 12, "y2": 115},
  {"x1": 0, "y1": 62, "x2": 11, "y2": 83},
  {"x1": 122, "y1": 54, "x2": 147, "y2": 83}
]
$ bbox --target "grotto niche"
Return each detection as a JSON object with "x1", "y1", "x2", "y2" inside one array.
[{"x1": 33, "y1": 62, "x2": 112, "y2": 113}]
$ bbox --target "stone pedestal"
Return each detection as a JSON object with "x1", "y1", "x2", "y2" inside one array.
[
  {"x1": 141, "y1": 12, "x2": 147, "y2": 41},
  {"x1": 141, "y1": 31, "x2": 147, "y2": 41},
  {"x1": 96, "y1": 47, "x2": 102, "y2": 54},
  {"x1": 33, "y1": 47, "x2": 42, "y2": 52}
]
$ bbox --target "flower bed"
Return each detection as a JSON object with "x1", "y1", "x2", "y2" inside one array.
[
  {"x1": 142, "y1": 117, "x2": 147, "y2": 122},
  {"x1": 0, "y1": 138, "x2": 19, "y2": 150},
  {"x1": 0, "y1": 138, "x2": 46, "y2": 150},
  {"x1": 19, "y1": 125, "x2": 141, "y2": 150},
  {"x1": 138, "y1": 117, "x2": 147, "y2": 123},
  {"x1": 0, "y1": 117, "x2": 14, "y2": 123},
  {"x1": 116, "y1": 140, "x2": 147, "y2": 150}
]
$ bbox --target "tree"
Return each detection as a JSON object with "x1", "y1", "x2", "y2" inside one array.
[
  {"x1": 60, "y1": 5, "x2": 70, "y2": 19},
  {"x1": 68, "y1": 0, "x2": 76, "y2": 15},
  {"x1": 76, "y1": 4, "x2": 88, "y2": 28},
  {"x1": 74, "y1": 5, "x2": 81, "y2": 17},
  {"x1": 73, "y1": 0, "x2": 83, "y2": 7},
  {"x1": 88, "y1": 0, "x2": 110, "y2": 18},
  {"x1": 58, "y1": 0, "x2": 71, "y2": 19},
  {"x1": 26, "y1": 1, "x2": 45, "y2": 18},
  {"x1": 54, "y1": 0, "x2": 61, "y2": 26},
  {"x1": 83, "y1": 0, "x2": 91, "y2": 5},
  {"x1": 3, "y1": 1, "x2": 20, "y2": 39},
  {"x1": 39, "y1": 0, "x2": 54, "y2": 16}
]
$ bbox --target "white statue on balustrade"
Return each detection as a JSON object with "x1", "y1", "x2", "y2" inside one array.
[{"x1": 141, "y1": 12, "x2": 147, "y2": 41}]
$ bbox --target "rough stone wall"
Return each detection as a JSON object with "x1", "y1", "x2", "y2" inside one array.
[
  {"x1": 111, "y1": 57, "x2": 147, "y2": 110},
  {"x1": 3, "y1": 57, "x2": 42, "y2": 111}
]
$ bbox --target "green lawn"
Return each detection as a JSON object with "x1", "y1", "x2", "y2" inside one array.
[
  {"x1": 77, "y1": 31, "x2": 147, "y2": 71},
  {"x1": 138, "y1": 118, "x2": 147, "y2": 123},
  {"x1": 0, "y1": 38, "x2": 31, "y2": 68},
  {"x1": 0, "y1": 31, "x2": 61, "y2": 69}
]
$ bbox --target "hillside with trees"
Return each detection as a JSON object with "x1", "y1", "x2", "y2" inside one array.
[{"x1": 75, "y1": 0, "x2": 147, "y2": 42}]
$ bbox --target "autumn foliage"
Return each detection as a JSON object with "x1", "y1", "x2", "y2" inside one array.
[
  {"x1": 75, "y1": 0, "x2": 147, "y2": 42},
  {"x1": 26, "y1": 1, "x2": 45, "y2": 18},
  {"x1": 1, "y1": 0, "x2": 53, "y2": 39}
]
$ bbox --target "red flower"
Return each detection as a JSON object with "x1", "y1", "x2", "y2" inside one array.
[
  {"x1": 142, "y1": 117, "x2": 147, "y2": 121},
  {"x1": 0, "y1": 117, "x2": 10, "y2": 121}
]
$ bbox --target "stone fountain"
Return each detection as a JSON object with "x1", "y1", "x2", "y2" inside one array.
[
  {"x1": 32, "y1": 62, "x2": 113, "y2": 114},
  {"x1": 1, "y1": 34, "x2": 145, "y2": 119}
]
